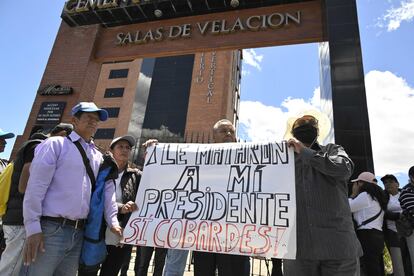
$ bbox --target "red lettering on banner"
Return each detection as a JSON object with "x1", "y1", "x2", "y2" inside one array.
[
  {"x1": 224, "y1": 223, "x2": 240, "y2": 252},
  {"x1": 167, "y1": 219, "x2": 183, "y2": 248},
  {"x1": 182, "y1": 220, "x2": 197, "y2": 248},
  {"x1": 154, "y1": 219, "x2": 170, "y2": 247},
  {"x1": 196, "y1": 221, "x2": 210, "y2": 251},
  {"x1": 144, "y1": 219, "x2": 287, "y2": 257},
  {"x1": 254, "y1": 226, "x2": 272, "y2": 255},
  {"x1": 208, "y1": 221, "x2": 223, "y2": 252},
  {"x1": 273, "y1": 227, "x2": 287, "y2": 256},
  {"x1": 123, "y1": 217, "x2": 151, "y2": 245},
  {"x1": 137, "y1": 217, "x2": 153, "y2": 245},
  {"x1": 239, "y1": 225, "x2": 255, "y2": 254},
  {"x1": 123, "y1": 218, "x2": 142, "y2": 244}
]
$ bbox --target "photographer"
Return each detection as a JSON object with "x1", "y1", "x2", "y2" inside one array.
[{"x1": 349, "y1": 172, "x2": 387, "y2": 276}]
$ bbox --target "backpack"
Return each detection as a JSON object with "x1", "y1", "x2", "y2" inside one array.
[
  {"x1": 0, "y1": 139, "x2": 44, "y2": 219},
  {"x1": 11, "y1": 139, "x2": 44, "y2": 190},
  {"x1": 79, "y1": 166, "x2": 111, "y2": 272},
  {"x1": 75, "y1": 149, "x2": 118, "y2": 272},
  {"x1": 0, "y1": 162, "x2": 14, "y2": 217}
]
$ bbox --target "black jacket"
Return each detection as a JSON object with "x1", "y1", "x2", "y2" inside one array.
[
  {"x1": 114, "y1": 164, "x2": 142, "y2": 227},
  {"x1": 3, "y1": 139, "x2": 44, "y2": 225}
]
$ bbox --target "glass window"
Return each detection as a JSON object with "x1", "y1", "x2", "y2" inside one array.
[
  {"x1": 94, "y1": 128, "x2": 115, "y2": 139},
  {"x1": 109, "y1": 69, "x2": 129, "y2": 79},
  {"x1": 104, "y1": 88, "x2": 124, "y2": 98},
  {"x1": 142, "y1": 55, "x2": 194, "y2": 136},
  {"x1": 103, "y1": 107, "x2": 120, "y2": 118}
]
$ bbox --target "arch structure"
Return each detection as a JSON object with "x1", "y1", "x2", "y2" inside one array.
[{"x1": 14, "y1": 0, "x2": 373, "y2": 173}]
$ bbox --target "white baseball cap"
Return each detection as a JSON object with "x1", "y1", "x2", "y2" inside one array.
[
  {"x1": 110, "y1": 135, "x2": 135, "y2": 149},
  {"x1": 351, "y1": 172, "x2": 377, "y2": 184}
]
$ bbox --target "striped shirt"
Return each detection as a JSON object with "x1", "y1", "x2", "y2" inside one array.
[
  {"x1": 399, "y1": 183, "x2": 414, "y2": 213},
  {"x1": 294, "y1": 143, "x2": 362, "y2": 260}
]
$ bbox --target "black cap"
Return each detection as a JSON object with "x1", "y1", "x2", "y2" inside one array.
[
  {"x1": 380, "y1": 174, "x2": 398, "y2": 183},
  {"x1": 409, "y1": 166, "x2": 414, "y2": 177}
]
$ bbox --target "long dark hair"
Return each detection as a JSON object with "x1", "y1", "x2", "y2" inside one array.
[{"x1": 359, "y1": 181, "x2": 387, "y2": 210}]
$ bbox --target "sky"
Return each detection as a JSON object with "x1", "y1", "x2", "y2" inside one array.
[{"x1": 0, "y1": 1, "x2": 413, "y2": 184}]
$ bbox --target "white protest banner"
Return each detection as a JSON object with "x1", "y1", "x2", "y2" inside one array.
[{"x1": 123, "y1": 142, "x2": 296, "y2": 259}]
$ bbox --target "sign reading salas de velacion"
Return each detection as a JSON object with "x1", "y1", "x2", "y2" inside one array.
[{"x1": 116, "y1": 12, "x2": 301, "y2": 45}]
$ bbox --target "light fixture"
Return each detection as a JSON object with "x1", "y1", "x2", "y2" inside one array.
[
  {"x1": 230, "y1": 0, "x2": 239, "y2": 8},
  {"x1": 154, "y1": 9, "x2": 163, "y2": 17}
]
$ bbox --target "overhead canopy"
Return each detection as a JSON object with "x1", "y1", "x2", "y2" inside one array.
[{"x1": 61, "y1": 0, "x2": 315, "y2": 27}]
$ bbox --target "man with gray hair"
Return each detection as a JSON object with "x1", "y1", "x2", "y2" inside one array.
[
  {"x1": 141, "y1": 119, "x2": 249, "y2": 276},
  {"x1": 192, "y1": 119, "x2": 250, "y2": 276}
]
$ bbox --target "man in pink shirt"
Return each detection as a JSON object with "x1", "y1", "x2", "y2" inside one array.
[{"x1": 22, "y1": 102, "x2": 121, "y2": 276}]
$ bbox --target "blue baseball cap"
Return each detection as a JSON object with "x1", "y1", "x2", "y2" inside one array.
[
  {"x1": 71, "y1": 102, "x2": 108, "y2": 121},
  {"x1": 0, "y1": 129, "x2": 15, "y2": 139}
]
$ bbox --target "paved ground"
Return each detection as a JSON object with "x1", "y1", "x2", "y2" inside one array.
[{"x1": 123, "y1": 248, "x2": 273, "y2": 276}]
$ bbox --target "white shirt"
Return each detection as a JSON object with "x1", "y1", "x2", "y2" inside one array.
[
  {"x1": 387, "y1": 192, "x2": 402, "y2": 232},
  {"x1": 349, "y1": 192, "x2": 384, "y2": 231},
  {"x1": 114, "y1": 170, "x2": 125, "y2": 203}
]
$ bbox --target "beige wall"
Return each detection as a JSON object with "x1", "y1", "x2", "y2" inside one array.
[
  {"x1": 92, "y1": 60, "x2": 142, "y2": 151},
  {"x1": 185, "y1": 50, "x2": 241, "y2": 142}
]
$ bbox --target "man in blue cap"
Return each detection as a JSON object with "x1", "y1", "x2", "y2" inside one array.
[
  {"x1": 22, "y1": 102, "x2": 122, "y2": 276},
  {"x1": 0, "y1": 129, "x2": 15, "y2": 173}
]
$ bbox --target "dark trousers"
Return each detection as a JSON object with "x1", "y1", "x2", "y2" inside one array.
[
  {"x1": 99, "y1": 245, "x2": 132, "y2": 276},
  {"x1": 0, "y1": 227, "x2": 5, "y2": 260},
  {"x1": 283, "y1": 258, "x2": 359, "y2": 276},
  {"x1": 135, "y1": 246, "x2": 167, "y2": 276},
  {"x1": 78, "y1": 245, "x2": 133, "y2": 276},
  {"x1": 193, "y1": 251, "x2": 250, "y2": 276},
  {"x1": 356, "y1": 229, "x2": 384, "y2": 276},
  {"x1": 400, "y1": 237, "x2": 413, "y2": 276},
  {"x1": 271, "y1": 258, "x2": 283, "y2": 276},
  {"x1": 78, "y1": 269, "x2": 99, "y2": 276},
  {"x1": 120, "y1": 246, "x2": 134, "y2": 276}
]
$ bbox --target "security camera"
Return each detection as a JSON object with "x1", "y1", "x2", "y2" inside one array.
[
  {"x1": 154, "y1": 9, "x2": 163, "y2": 18},
  {"x1": 230, "y1": 0, "x2": 239, "y2": 8}
]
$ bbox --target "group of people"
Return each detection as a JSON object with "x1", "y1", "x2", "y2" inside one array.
[
  {"x1": 349, "y1": 169, "x2": 414, "y2": 276},
  {"x1": 0, "y1": 101, "x2": 413, "y2": 276}
]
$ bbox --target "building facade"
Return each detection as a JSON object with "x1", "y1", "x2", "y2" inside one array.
[
  {"x1": 12, "y1": 21, "x2": 241, "y2": 161},
  {"x1": 13, "y1": 0, "x2": 373, "y2": 174}
]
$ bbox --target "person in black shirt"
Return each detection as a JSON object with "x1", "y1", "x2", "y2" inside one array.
[
  {"x1": 0, "y1": 128, "x2": 15, "y2": 259},
  {"x1": 0, "y1": 126, "x2": 70, "y2": 276},
  {"x1": 0, "y1": 128, "x2": 15, "y2": 173},
  {"x1": 399, "y1": 166, "x2": 414, "y2": 274}
]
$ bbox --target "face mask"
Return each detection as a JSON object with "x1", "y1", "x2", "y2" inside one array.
[{"x1": 292, "y1": 124, "x2": 318, "y2": 145}]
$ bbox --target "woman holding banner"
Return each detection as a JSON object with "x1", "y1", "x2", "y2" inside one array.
[{"x1": 98, "y1": 135, "x2": 141, "y2": 276}]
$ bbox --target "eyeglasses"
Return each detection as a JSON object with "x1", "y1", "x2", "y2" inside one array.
[{"x1": 292, "y1": 115, "x2": 318, "y2": 129}]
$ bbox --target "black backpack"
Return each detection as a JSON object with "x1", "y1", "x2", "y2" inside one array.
[{"x1": 11, "y1": 139, "x2": 44, "y2": 187}]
